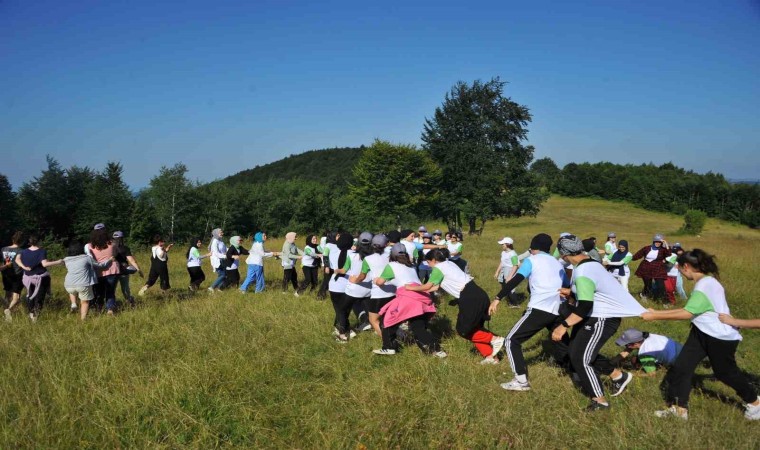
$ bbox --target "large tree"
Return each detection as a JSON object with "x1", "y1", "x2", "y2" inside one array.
[
  {"x1": 76, "y1": 162, "x2": 135, "y2": 237},
  {"x1": 421, "y1": 78, "x2": 547, "y2": 233},
  {"x1": 142, "y1": 163, "x2": 197, "y2": 242},
  {"x1": 0, "y1": 175, "x2": 17, "y2": 243}
]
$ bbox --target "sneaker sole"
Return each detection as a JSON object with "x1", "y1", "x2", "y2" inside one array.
[
  {"x1": 611, "y1": 374, "x2": 633, "y2": 397},
  {"x1": 500, "y1": 384, "x2": 531, "y2": 391}
]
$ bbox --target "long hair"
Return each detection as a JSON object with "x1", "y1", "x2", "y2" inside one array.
[
  {"x1": 90, "y1": 229, "x2": 109, "y2": 250},
  {"x1": 677, "y1": 249, "x2": 719, "y2": 279}
]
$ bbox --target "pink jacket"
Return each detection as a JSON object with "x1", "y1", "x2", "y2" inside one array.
[{"x1": 379, "y1": 286, "x2": 436, "y2": 328}]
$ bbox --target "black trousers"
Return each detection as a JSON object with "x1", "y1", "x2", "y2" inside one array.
[
  {"x1": 187, "y1": 266, "x2": 205, "y2": 288},
  {"x1": 282, "y1": 268, "x2": 298, "y2": 291},
  {"x1": 146, "y1": 260, "x2": 170, "y2": 290},
  {"x1": 455, "y1": 281, "x2": 491, "y2": 337},
  {"x1": 642, "y1": 277, "x2": 665, "y2": 300},
  {"x1": 317, "y1": 267, "x2": 333, "y2": 298},
  {"x1": 381, "y1": 312, "x2": 440, "y2": 353},
  {"x1": 330, "y1": 291, "x2": 354, "y2": 334},
  {"x1": 224, "y1": 269, "x2": 241, "y2": 289},
  {"x1": 506, "y1": 308, "x2": 570, "y2": 377},
  {"x1": 569, "y1": 317, "x2": 620, "y2": 398},
  {"x1": 25, "y1": 276, "x2": 50, "y2": 315},
  {"x1": 298, "y1": 266, "x2": 319, "y2": 293},
  {"x1": 665, "y1": 325, "x2": 757, "y2": 408}
]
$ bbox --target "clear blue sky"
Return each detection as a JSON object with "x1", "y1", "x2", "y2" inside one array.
[{"x1": 2, "y1": 0, "x2": 759, "y2": 190}]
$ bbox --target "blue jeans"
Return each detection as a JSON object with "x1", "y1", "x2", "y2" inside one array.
[
  {"x1": 210, "y1": 268, "x2": 227, "y2": 289},
  {"x1": 100, "y1": 275, "x2": 118, "y2": 311},
  {"x1": 240, "y1": 265, "x2": 265, "y2": 293}
]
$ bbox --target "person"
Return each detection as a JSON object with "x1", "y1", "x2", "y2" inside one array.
[
  {"x1": 138, "y1": 235, "x2": 172, "y2": 296},
  {"x1": 603, "y1": 232, "x2": 617, "y2": 257},
  {"x1": 281, "y1": 232, "x2": 303, "y2": 295},
  {"x1": 612, "y1": 328, "x2": 683, "y2": 375},
  {"x1": 642, "y1": 249, "x2": 760, "y2": 421},
  {"x1": 240, "y1": 232, "x2": 279, "y2": 294},
  {"x1": 664, "y1": 243, "x2": 684, "y2": 305},
  {"x1": 208, "y1": 228, "x2": 227, "y2": 292},
  {"x1": 89, "y1": 227, "x2": 121, "y2": 314},
  {"x1": 340, "y1": 232, "x2": 374, "y2": 333},
  {"x1": 489, "y1": 233, "x2": 570, "y2": 391},
  {"x1": 350, "y1": 233, "x2": 395, "y2": 336},
  {"x1": 186, "y1": 237, "x2": 210, "y2": 291},
  {"x1": 632, "y1": 234, "x2": 671, "y2": 302},
  {"x1": 2, "y1": 231, "x2": 25, "y2": 321},
  {"x1": 406, "y1": 249, "x2": 503, "y2": 364},
  {"x1": 552, "y1": 234, "x2": 646, "y2": 411},
  {"x1": 373, "y1": 244, "x2": 446, "y2": 357},
  {"x1": 112, "y1": 231, "x2": 142, "y2": 307},
  {"x1": 328, "y1": 233, "x2": 356, "y2": 343},
  {"x1": 224, "y1": 236, "x2": 249, "y2": 289},
  {"x1": 604, "y1": 240, "x2": 633, "y2": 291},
  {"x1": 63, "y1": 241, "x2": 113, "y2": 320},
  {"x1": 447, "y1": 232, "x2": 467, "y2": 272},
  {"x1": 583, "y1": 237, "x2": 603, "y2": 263},
  {"x1": 719, "y1": 314, "x2": 760, "y2": 329},
  {"x1": 317, "y1": 231, "x2": 338, "y2": 300},
  {"x1": 494, "y1": 237, "x2": 520, "y2": 307},
  {"x1": 417, "y1": 233, "x2": 434, "y2": 282},
  {"x1": 14, "y1": 234, "x2": 63, "y2": 322},
  {"x1": 297, "y1": 234, "x2": 322, "y2": 295}
]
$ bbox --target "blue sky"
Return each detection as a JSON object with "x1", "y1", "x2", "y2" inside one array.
[{"x1": 1, "y1": 0, "x2": 759, "y2": 189}]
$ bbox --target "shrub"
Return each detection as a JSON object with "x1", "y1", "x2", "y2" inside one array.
[{"x1": 680, "y1": 209, "x2": 707, "y2": 235}]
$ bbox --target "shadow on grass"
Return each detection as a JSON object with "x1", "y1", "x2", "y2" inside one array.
[{"x1": 658, "y1": 367, "x2": 760, "y2": 412}]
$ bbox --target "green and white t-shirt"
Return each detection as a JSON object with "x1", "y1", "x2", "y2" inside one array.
[
  {"x1": 499, "y1": 250, "x2": 519, "y2": 282},
  {"x1": 361, "y1": 253, "x2": 396, "y2": 298},
  {"x1": 301, "y1": 246, "x2": 318, "y2": 267},
  {"x1": 344, "y1": 251, "x2": 371, "y2": 298},
  {"x1": 572, "y1": 260, "x2": 646, "y2": 318},
  {"x1": 604, "y1": 241, "x2": 616, "y2": 256},
  {"x1": 636, "y1": 333, "x2": 683, "y2": 373},
  {"x1": 428, "y1": 260, "x2": 472, "y2": 298},
  {"x1": 378, "y1": 262, "x2": 421, "y2": 288},
  {"x1": 666, "y1": 254, "x2": 679, "y2": 277},
  {"x1": 447, "y1": 242, "x2": 463, "y2": 257},
  {"x1": 187, "y1": 247, "x2": 202, "y2": 268},
  {"x1": 684, "y1": 276, "x2": 741, "y2": 341},
  {"x1": 401, "y1": 240, "x2": 419, "y2": 260},
  {"x1": 605, "y1": 252, "x2": 633, "y2": 276},
  {"x1": 326, "y1": 243, "x2": 347, "y2": 293}
]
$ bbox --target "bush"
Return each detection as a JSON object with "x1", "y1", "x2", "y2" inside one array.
[{"x1": 680, "y1": 209, "x2": 707, "y2": 235}]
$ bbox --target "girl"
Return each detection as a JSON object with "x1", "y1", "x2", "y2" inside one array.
[
  {"x1": 605, "y1": 240, "x2": 633, "y2": 291},
  {"x1": 317, "y1": 231, "x2": 337, "y2": 300},
  {"x1": 224, "y1": 236, "x2": 248, "y2": 289},
  {"x1": 281, "y1": 232, "x2": 303, "y2": 295},
  {"x1": 139, "y1": 235, "x2": 172, "y2": 296},
  {"x1": 603, "y1": 232, "x2": 617, "y2": 257},
  {"x1": 447, "y1": 232, "x2": 466, "y2": 271},
  {"x1": 407, "y1": 249, "x2": 501, "y2": 364},
  {"x1": 187, "y1": 237, "x2": 209, "y2": 291},
  {"x1": 298, "y1": 234, "x2": 322, "y2": 295},
  {"x1": 642, "y1": 249, "x2": 760, "y2": 421},
  {"x1": 350, "y1": 234, "x2": 395, "y2": 337},
  {"x1": 208, "y1": 228, "x2": 227, "y2": 292},
  {"x1": 494, "y1": 237, "x2": 520, "y2": 307},
  {"x1": 338, "y1": 232, "x2": 374, "y2": 332},
  {"x1": 90, "y1": 227, "x2": 121, "y2": 315},
  {"x1": 240, "y1": 232, "x2": 279, "y2": 293},
  {"x1": 2, "y1": 231, "x2": 25, "y2": 321},
  {"x1": 664, "y1": 243, "x2": 684, "y2": 305},
  {"x1": 328, "y1": 233, "x2": 355, "y2": 342},
  {"x1": 112, "y1": 231, "x2": 142, "y2": 307},
  {"x1": 374, "y1": 244, "x2": 446, "y2": 357},
  {"x1": 15, "y1": 234, "x2": 63, "y2": 322},
  {"x1": 63, "y1": 241, "x2": 113, "y2": 320},
  {"x1": 632, "y1": 234, "x2": 671, "y2": 302}
]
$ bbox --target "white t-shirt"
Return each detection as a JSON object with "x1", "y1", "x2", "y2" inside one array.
[
  {"x1": 639, "y1": 333, "x2": 682, "y2": 367},
  {"x1": 209, "y1": 238, "x2": 227, "y2": 269},
  {"x1": 362, "y1": 253, "x2": 395, "y2": 299},
  {"x1": 429, "y1": 260, "x2": 472, "y2": 299},
  {"x1": 344, "y1": 251, "x2": 371, "y2": 298},
  {"x1": 378, "y1": 262, "x2": 421, "y2": 288},
  {"x1": 572, "y1": 260, "x2": 646, "y2": 318},
  {"x1": 187, "y1": 247, "x2": 201, "y2": 268},
  {"x1": 515, "y1": 252, "x2": 566, "y2": 315},
  {"x1": 301, "y1": 246, "x2": 318, "y2": 267},
  {"x1": 685, "y1": 276, "x2": 741, "y2": 341},
  {"x1": 327, "y1": 243, "x2": 347, "y2": 293}
]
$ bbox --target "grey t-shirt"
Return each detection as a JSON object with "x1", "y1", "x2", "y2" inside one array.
[{"x1": 63, "y1": 255, "x2": 111, "y2": 288}]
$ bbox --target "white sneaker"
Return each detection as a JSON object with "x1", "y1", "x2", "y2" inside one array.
[
  {"x1": 654, "y1": 405, "x2": 688, "y2": 420},
  {"x1": 29, "y1": 313, "x2": 37, "y2": 323},
  {"x1": 70, "y1": 304, "x2": 77, "y2": 313},
  {"x1": 335, "y1": 335, "x2": 349, "y2": 344},
  {"x1": 745, "y1": 402, "x2": 760, "y2": 420},
  {"x1": 294, "y1": 291, "x2": 300, "y2": 297},
  {"x1": 372, "y1": 349, "x2": 396, "y2": 355},
  {"x1": 432, "y1": 351, "x2": 448, "y2": 358},
  {"x1": 500, "y1": 378, "x2": 531, "y2": 391},
  {"x1": 138, "y1": 286, "x2": 148, "y2": 297},
  {"x1": 207, "y1": 287, "x2": 214, "y2": 293},
  {"x1": 349, "y1": 330, "x2": 357, "y2": 339},
  {"x1": 480, "y1": 356, "x2": 500, "y2": 365},
  {"x1": 490, "y1": 336, "x2": 505, "y2": 358},
  {"x1": 4, "y1": 308, "x2": 11, "y2": 322}
]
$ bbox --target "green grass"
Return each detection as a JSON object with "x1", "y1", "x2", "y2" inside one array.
[{"x1": 2, "y1": 196, "x2": 760, "y2": 449}]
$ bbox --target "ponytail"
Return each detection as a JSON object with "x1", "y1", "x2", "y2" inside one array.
[{"x1": 677, "y1": 249, "x2": 719, "y2": 279}]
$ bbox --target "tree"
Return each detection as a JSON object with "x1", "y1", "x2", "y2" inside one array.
[
  {"x1": 348, "y1": 139, "x2": 442, "y2": 230},
  {"x1": 421, "y1": 77, "x2": 547, "y2": 233},
  {"x1": 76, "y1": 162, "x2": 135, "y2": 237},
  {"x1": 530, "y1": 157, "x2": 561, "y2": 192},
  {"x1": 0, "y1": 174, "x2": 18, "y2": 243},
  {"x1": 142, "y1": 163, "x2": 197, "y2": 242}
]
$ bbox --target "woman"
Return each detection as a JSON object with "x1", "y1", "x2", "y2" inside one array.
[
  {"x1": 240, "y1": 232, "x2": 279, "y2": 293},
  {"x1": 2, "y1": 231, "x2": 25, "y2": 321},
  {"x1": 281, "y1": 232, "x2": 303, "y2": 295},
  {"x1": 632, "y1": 234, "x2": 671, "y2": 302},
  {"x1": 664, "y1": 243, "x2": 685, "y2": 305},
  {"x1": 90, "y1": 227, "x2": 121, "y2": 315},
  {"x1": 339, "y1": 232, "x2": 374, "y2": 331},
  {"x1": 328, "y1": 232, "x2": 356, "y2": 343},
  {"x1": 112, "y1": 231, "x2": 142, "y2": 307},
  {"x1": 642, "y1": 249, "x2": 760, "y2": 421},
  {"x1": 298, "y1": 234, "x2": 322, "y2": 295},
  {"x1": 186, "y1": 237, "x2": 210, "y2": 291},
  {"x1": 494, "y1": 237, "x2": 520, "y2": 307},
  {"x1": 14, "y1": 234, "x2": 62, "y2": 322},
  {"x1": 317, "y1": 231, "x2": 338, "y2": 300},
  {"x1": 447, "y1": 232, "x2": 466, "y2": 272},
  {"x1": 138, "y1": 234, "x2": 173, "y2": 296},
  {"x1": 408, "y1": 249, "x2": 500, "y2": 363},
  {"x1": 605, "y1": 240, "x2": 633, "y2": 291},
  {"x1": 603, "y1": 232, "x2": 617, "y2": 257},
  {"x1": 63, "y1": 241, "x2": 112, "y2": 320},
  {"x1": 208, "y1": 228, "x2": 227, "y2": 292},
  {"x1": 224, "y1": 236, "x2": 249, "y2": 289},
  {"x1": 373, "y1": 244, "x2": 446, "y2": 357},
  {"x1": 350, "y1": 234, "x2": 395, "y2": 337}
]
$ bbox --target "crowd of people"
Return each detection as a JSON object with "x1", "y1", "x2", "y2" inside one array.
[{"x1": 2, "y1": 224, "x2": 759, "y2": 420}]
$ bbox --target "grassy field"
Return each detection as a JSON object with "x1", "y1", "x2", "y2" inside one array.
[{"x1": 2, "y1": 196, "x2": 760, "y2": 449}]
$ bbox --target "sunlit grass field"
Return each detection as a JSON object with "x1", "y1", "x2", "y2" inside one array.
[{"x1": 2, "y1": 196, "x2": 759, "y2": 449}]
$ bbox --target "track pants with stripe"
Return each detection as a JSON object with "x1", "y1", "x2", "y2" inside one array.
[
  {"x1": 569, "y1": 317, "x2": 620, "y2": 398},
  {"x1": 506, "y1": 308, "x2": 570, "y2": 377}
]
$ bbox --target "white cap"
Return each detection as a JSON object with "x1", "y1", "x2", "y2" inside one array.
[{"x1": 497, "y1": 237, "x2": 514, "y2": 245}]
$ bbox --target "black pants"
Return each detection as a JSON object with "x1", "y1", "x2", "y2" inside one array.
[
  {"x1": 187, "y1": 266, "x2": 205, "y2": 289},
  {"x1": 665, "y1": 325, "x2": 757, "y2": 408},
  {"x1": 298, "y1": 266, "x2": 319, "y2": 293},
  {"x1": 381, "y1": 312, "x2": 440, "y2": 353},
  {"x1": 569, "y1": 317, "x2": 620, "y2": 398},
  {"x1": 224, "y1": 269, "x2": 241, "y2": 289},
  {"x1": 282, "y1": 268, "x2": 298, "y2": 292},
  {"x1": 318, "y1": 268, "x2": 333, "y2": 298},
  {"x1": 146, "y1": 260, "x2": 170, "y2": 290},
  {"x1": 506, "y1": 308, "x2": 570, "y2": 377},
  {"x1": 455, "y1": 281, "x2": 491, "y2": 337},
  {"x1": 642, "y1": 277, "x2": 665, "y2": 300},
  {"x1": 330, "y1": 291, "x2": 354, "y2": 334},
  {"x1": 450, "y1": 257, "x2": 467, "y2": 273},
  {"x1": 499, "y1": 281, "x2": 519, "y2": 305},
  {"x1": 25, "y1": 276, "x2": 50, "y2": 315}
]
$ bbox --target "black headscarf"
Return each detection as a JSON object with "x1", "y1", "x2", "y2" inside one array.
[
  {"x1": 186, "y1": 236, "x2": 202, "y2": 259},
  {"x1": 334, "y1": 233, "x2": 355, "y2": 281},
  {"x1": 305, "y1": 234, "x2": 318, "y2": 250}
]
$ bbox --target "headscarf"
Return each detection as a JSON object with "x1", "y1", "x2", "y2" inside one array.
[
  {"x1": 254, "y1": 232, "x2": 264, "y2": 243},
  {"x1": 187, "y1": 236, "x2": 202, "y2": 259},
  {"x1": 334, "y1": 232, "x2": 354, "y2": 281},
  {"x1": 305, "y1": 234, "x2": 318, "y2": 250},
  {"x1": 285, "y1": 232, "x2": 297, "y2": 244},
  {"x1": 230, "y1": 236, "x2": 241, "y2": 249},
  {"x1": 609, "y1": 240, "x2": 629, "y2": 276},
  {"x1": 326, "y1": 231, "x2": 337, "y2": 245},
  {"x1": 209, "y1": 228, "x2": 223, "y2": 251},
  {"x1": 651, "y1": 234, "x2": 664, "y2": 251}
]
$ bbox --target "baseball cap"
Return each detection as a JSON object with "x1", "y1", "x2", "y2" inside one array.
[
  {"x1": 358, "y1": 231, "x2": 374, "y2": 244},
  {"x1": 418, "y1": 226, "x2": 427, "y2": 233},
  {"x1": 94, "y1": 223, "x2": 106, "y2": 230},
  {"x1": 497, "y1": 237, "x2": 514, "y2": 245},
  {"x1": 371, "y1": 234, "x2": 389, "y2": 247},
  {"x1": 615, "y1": 328, "x2": 645, "y2": 346},
  {"x1": 608, "y1": 232, "x2": 616, "y2": 238},
  {"x1": 112, "y1": 231, "x2": 124, "y2": 239},
  {"x1": 653, "y1": 234, "x2": 664, "y2": 242},
  {"x1": 433, "y1": 229, "x2": 442, "y2": 236},
  {"x1": 422, "y1": 232, "x2": 432, "y2": 239},
  {"x1": 390, "y1": 243, "x2": 407, "y2": 257}
]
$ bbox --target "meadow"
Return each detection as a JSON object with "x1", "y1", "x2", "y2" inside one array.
[{"x1": 1, "y1": 196, "x2": 759, "y2": 449}]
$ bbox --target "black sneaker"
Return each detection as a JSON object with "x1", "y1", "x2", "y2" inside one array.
[
  {"x1": 611, "y1": 372, "x2": 633, "y2": 397},
  {"x1": 586, "y1": 401, "x2": 610, "y2": 412}
]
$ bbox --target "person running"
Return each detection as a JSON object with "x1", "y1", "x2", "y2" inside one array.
[
  {"x1": 297, "y1": 234, "x2": 322, "y2": 295},
  {"x1": 14, "y1": 234, "x2": 63, "y2": 322},
  {"x1": 208, "y1": 228, "x2": 227, "y2": 293},
  {"x1": 632, "y1": 234, "x2": 671, "y2": 302},
  {"x1": 642, "y1": 249, "x2": 760, "y2": 421},
  {"x1": 489, "y1": 233, "x2": 570, "y2": 392},
  {"x1": 406, "y1": 249, "x2": 504, "y2": 364},
  {"x1": 138, "y1": 235, "x2": 172, "y2": 296},
  {"x1": 350, "y1": 233, "x2": 395, "y2": 337},
  {"x1": 63, "y1": 241, "x2": 113, "y2": 320},
  {"x1": 664, "y1": 243, "x2": 684, "y2": 306},
  {"x1": 494, "y1": 237, "x2": 520, "y2": 307},
  {"x1": 186, "y1": 237, "x2": 210, "y2": 291},
  {"x1": 89, "y1": 227, "x2": 121, "y2": 315},
  {"x1": 281, "y1": 232, "x2": 303, "y2": 295},
  {"x1": 373, "y1": 244, "x2": 446, "y2": 357},
  {"x1": 2, "y1": 231, "x2": 25, "y2": 321},
  {"x1": 240, "y1": 232, "x2": 279, "y2": 294},
  {"x1": 612, "y1": 328, "x2": 683, "y2": 376},
  {"x1": 224, "y1": 236, "x2": 249, "y2": 289},
  {"x1": 552, "y1": 235, "x2": 645, "y2": 411},
  {"x1": 112, "y1": 230, "x2": 142, "y2": 307},
  {"x1": 604, "y1": 239, "x2": 633, "y2": 291}
]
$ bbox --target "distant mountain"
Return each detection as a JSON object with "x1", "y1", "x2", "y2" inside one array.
[
  {"x1": 729, "y1": 179, "x2": 760, "y2": 185},
  {"x1": 220, "y1": 146, "x2": 365, "y2": 186}
]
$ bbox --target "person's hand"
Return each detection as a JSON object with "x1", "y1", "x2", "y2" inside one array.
[
  {"x1": 488, "y1": 299, "x2": 500, "y2": 316},
  {"x1": 552, "y1": 325, "x2": 567, "y2": 342},
  {"x1": 348, "y1": 275, "x2": 359, "y2": 283},
  {"x1": 559, "y1": 287, "x2": 572, "y2": 297},
  {"x1": 324, "y1": 268, "x2": 330, "y2": 274},
  {"x1": 719, "y1": 313, "x2": 737, "y2": 327},
  {"x1": 641, "y1": 311, "x2": 656, "y2": 321}
]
